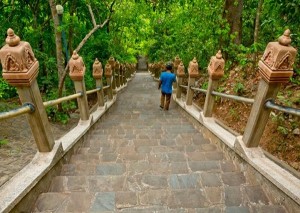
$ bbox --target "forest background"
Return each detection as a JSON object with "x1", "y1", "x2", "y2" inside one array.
[{"x1": 0, "y1": 0, "x2": 299, "y2": 170}]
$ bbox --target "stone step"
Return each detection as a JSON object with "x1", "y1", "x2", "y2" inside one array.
[
  {"x1": 33, "y1": 190, "x2": 287, "y2": 212},
  {"x1": 81, "y1": 140, "x2": 215, "y2": 154},
  {"x1": 50, "y1": 169, "x2": 249, "y2": 193},
  {"x1": 62, "y1": 156, "x2": 236, "y2": 175},
  {"x1": 69, "y1": 151, "x2": 226, "y2": 165}
]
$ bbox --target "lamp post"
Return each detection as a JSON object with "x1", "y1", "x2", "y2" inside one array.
[{"x1": 56, "y1": 4, "x2": 69, "y2": 63}]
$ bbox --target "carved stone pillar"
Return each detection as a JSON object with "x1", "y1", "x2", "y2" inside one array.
[
  {"x1": 0, "y1": 28, "x2": 54, "y2": 152},
  {"x1": 69, "y1": 51, "x2": 89, "y2": 121},
  {"x1": 154, "y1": 63, "x2": 160, "y2": 79},
  {"x1": 186, "y1": 57, "x2": 199, "y2": 105},
  {"x1": 173, "y1": 56, "x2": 181, "y2": 89},
  {"x1": 242, "y1": 29, "x2": 297, "y2": 147},
  {"x1": 203, "y1": 50, "x2": 225, "y2": 117},
  {"x1": 105, "y1": 63, "x2": 113, "y2": 100},
  {"x1": 119, "y1": 64, "x2": 123, "y2": 86},
  {"x1": 176, "y1": 61, "x2": 185, "y2": 99},
  {"x1": 92, "y1": 58, "x2": 104, "y2": 107},
  {"x1": 115, "y1": 61, "x2": 121, "y2": 88},
  {"x1": 108, "y1": 57, "x2": 116, "y2": 92}
]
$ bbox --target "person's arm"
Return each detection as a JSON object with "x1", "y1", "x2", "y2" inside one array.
[{"x1": 158, "y1": 80, "x2": 162, "y2": 89}]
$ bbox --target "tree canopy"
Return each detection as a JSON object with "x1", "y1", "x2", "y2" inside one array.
[{"x1": 0, "y1": 0, "x2": 299, "y2": 100}]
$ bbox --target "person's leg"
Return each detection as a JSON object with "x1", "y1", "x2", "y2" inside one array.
[
  {"x1": 160, "y1": 92, "x2": 165, "y2": 108},
  {"x1": 165, "y1": 93, "x2": 171, "y2": 110}
]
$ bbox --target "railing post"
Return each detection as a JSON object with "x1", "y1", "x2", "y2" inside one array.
[
  {"x1": 176, "y1": 61, "x2": 185, "y2": 99},
  {"x1": 0, "y1": 28, "x2": 54, "y2": 152},
  {"x1": 186, "y1": 57, "x2": 199, "y2": 105},
  {"x1": 108, "y1": 57, "x2": 116, "y2": 93},
  {"x1": 105, "y1": 63, "x2": 113, "y2": 100},
  {"x1": 119, "y1": 64, "x2": 123, "y2": 86},
  {"x1": 154, "y1": 63, "x2": 160, "y2": 79},
  {"x1": 173, "y1": 56, "x2": 180, "y2": 89},
  {"x1": 242, "y1": 29, "x2": 297, "y2": 147},
  {"x1": 92, "y1": 58, "x2": 105, "y2": 107},
  {"x1": 69, "y1": 51, "x2": 90, "y2": 121},
  {"x1": 149, "y1": 63, "x2": 153, "y2": 75},
  {"x1": 115, "y1": 61, "x2": 121, "y2": 88},
  {"x1": 122, "y1": 64, "x2": 126, "y2": 85},
  {"x1": 203, "y1": 50, "x2": 225, "y2": 117}
]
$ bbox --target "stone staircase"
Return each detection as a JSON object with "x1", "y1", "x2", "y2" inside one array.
[{"x1": 33, "y1": 73, "x2": 287, "y2": 212}]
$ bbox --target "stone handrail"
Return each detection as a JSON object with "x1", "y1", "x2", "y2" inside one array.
[
  {"x1": 0, "y1": 28, "x2": 135, "y2": 153},
  {"x1": 0, "y1": 28, "x2": 136, "y2": 213},
  {"x1": 150, "y1": 29, "x2": 299, "y2": 148},
  {"x1": 149, "y1": 29, "x2": 300, "y2": 208}
]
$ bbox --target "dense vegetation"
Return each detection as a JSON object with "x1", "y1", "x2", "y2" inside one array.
[{"x1": 0, "y1": 1, "x2": 299, "y2": 167}]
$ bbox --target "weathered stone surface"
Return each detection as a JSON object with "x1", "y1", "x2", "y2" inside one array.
[
  {"x1": 244, "y1": 185, "x2": 269, "y2": 204},
  {"x1": 201, "y1": 173, "x2": 222, "y2": 187},
  {"x1": 90, "y1": 192, "x2": 115, "y2": 212},
  {"x1": 96, "y1": 163, "x2": 126, "y2": 175},
  {"x1": 116, "y1": 191, "x2": 138, "y2": 208},
  {"x1": 168, "y1": 189, "x2": 209, "y2": 208},
  {"x1": 222, "y1": 172, "x2": 246, "y2": 186},
  {"x1": 31, "y1": 73, "x2": 291, "y2": 212},
  {"x1": 224, "y1": 186, "x2": 243, "y2": 206},
  {"x1": 169, "y1": 174, "x2": 201, "y2": 189}
]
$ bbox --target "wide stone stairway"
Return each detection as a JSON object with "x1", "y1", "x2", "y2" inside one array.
[{"x1": 33, "y1": 72, "x2": 287, "y2": 212}]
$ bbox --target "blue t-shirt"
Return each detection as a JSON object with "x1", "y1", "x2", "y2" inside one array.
[{"x1": 160, "y1": 71, "x2": 176, "y2": 94}]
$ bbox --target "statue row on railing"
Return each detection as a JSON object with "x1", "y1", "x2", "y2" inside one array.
[
  {"x1": 0, "y1": 28, "x2": 136, "y2": 153},
  {"x1": 149, "y1": 29, "x2": 298, "y2": 150}
]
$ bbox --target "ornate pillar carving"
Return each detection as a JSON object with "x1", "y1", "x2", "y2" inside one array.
[
  {"x1": 242, "y1": 29, "x2": 297, "y2": 147},
  {"x1": 92, "y1": 58, "x2": 104, "y2": 107},
  {"x1": 0, "y1": 28, "x2": 54, "y2": 152},
  {"x1": 115, "y1": 60, "x2": 121, "y2": 88},
  {"x1": 176, "y1": 61, "x2": 185, "y2": 99},
  {"x1": 186, "y1": 57, "x2": 199, "y2": 105},
  {"x1": 108, "y1": 56, "x2": 116, "y2": 92},
  {"x1": 203, "y1": 50, "x2": 225, "y2": 117},
  {"x1": 105, "y1": 63, "x2": 113, "y2": 100},
  {"x1": 69, "y1": 50, "x2": 89, "y2": 120}
]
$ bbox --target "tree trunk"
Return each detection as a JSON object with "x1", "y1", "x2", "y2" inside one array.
[
  {"x1": 223, "y1": 0, "x2": 243, "y2": 45},
  {"x1": 68, "y1": 0, "x2": 77, "y2": 57},
  {"x1": 253, "y1": 0, "x2": 264, "y2": 63},
  {"x1": 48, "y1": 0, "x2": 65, "y2": 89},
  {"x1": 253, "y1": 0, "x2": 263, "y2": 44}
]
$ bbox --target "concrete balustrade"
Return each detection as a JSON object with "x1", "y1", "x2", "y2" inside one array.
[
  {"x1": 173, "y1": 56, "x2": 180, "y2": 89},
  {"x1": 0, "y1": 29, "x2": 55, "y2": 152},
  {"x1": 68, "y1": 51, "x2": 90, "y2": 121},
  {"x1": 186, "y1": 57, "x2": 199, "y2": 105},
  {"x1": 176, "y1": 61, "x2": 185, "y2": 99},
  {"x1": 203, "y1": 50, "x2": 225, "y2": 117},
  {"x1": 242, "y1": 29, "x2": 297, "y2": 148},
  {"x1": 92, "y1": 58, "x2": 105, "y2": 107},
  {"x1": 0, "y1": 27, "x2": 137, "y2": 212},
  {"x1": 115, "y1": 60, "x2": 121, "y2": 88},
  {"x1": 104, "y1": 63, "x2": 113, "y2": 100},
  {"x1": 0, "y1": 28, "x2": 131, "y2": 152},
  {"x1": 108, "y1": 56, "x2": 116, "y2": 93},
  {"x1": 145, "y1": 29, "x2": 300, "y2": 210}
]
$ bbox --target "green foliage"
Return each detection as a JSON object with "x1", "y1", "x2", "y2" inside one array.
[
  {"x1": 233, "y1": 82, "x2": 245, "y2": 95},
  {"x1": 0, "y1": 0, "x2": 299, "y2": 108},
  {"x1": 229, "y1": 107, "x2": 240, "y2": 121},
  {"x1": 0, "y1": 78, "x2": 17, "y2": 99},
  {"x1": 46, "y1": 101, "x2": 77, "y2": 124},
  {"x1": 46, "y1": 107, "x2": 70, "y2": 124},
  {"x1": 201, "y1": 82, "x2": 208, "y2": 90},
  {"x1": 277, "y1": 126, "x2": 289, "y2": 136},
  {"x1": 0, "y1": 138, "x2": 9, "y2": 147}
]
